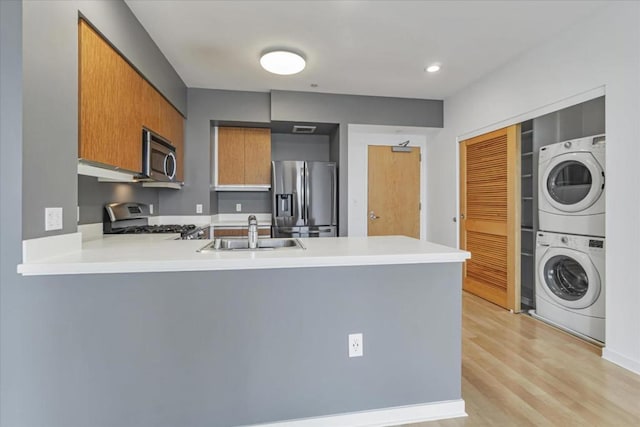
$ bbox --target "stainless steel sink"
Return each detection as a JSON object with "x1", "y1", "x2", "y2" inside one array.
[{"x1": 197, "y1": 237, "x2": 306, "y2": 252}]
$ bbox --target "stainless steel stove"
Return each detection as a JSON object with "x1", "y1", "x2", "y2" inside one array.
[{"x1": 103, "y1": 202, "x2": 209, "y2": 240}]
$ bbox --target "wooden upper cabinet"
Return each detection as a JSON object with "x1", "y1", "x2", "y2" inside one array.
[
  {"x1": 79, "y1": 19, "x2": 185, "y2": 181},
  {"x1": 79, "y1": 20, "x2": 142, "y2": 173},
  {"x1": 218, "y1": 127, "x2": 246, "y2": 185},
  {"x1": 217, "y1": 127, "x2": 271, "y2": 186},
  {"x1": 244, "y1": 128, "x2": 271, "y2": 185},
  {"x1": 140, "y1": 80, "x2": 162, "y2": 135},
  {"x1": 164, "y1": 103, "x2": 185, "y2": 182}
]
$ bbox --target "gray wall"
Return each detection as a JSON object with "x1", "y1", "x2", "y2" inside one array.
[
  {"x1": 271, "y1": 91, "x2": 443, "y2": 235},
  {"x1": 533, "y1": 96, "x2": 605, "y2": 148},
  {"x1": 271, "y1": 133, "x2": 331, "y2": 161},
  {"x1": 185, "y1": 90, "x2": 442, "y2": 230},
  {"x1": 22, "y1": 0, "x2": 186, "y2": 239},
  {"x1": 3, "y1": 2, "x2": 459, "y2": 425},
  {"x1": 77, "y1": 176, "x2": 160, "y2": 224},
  {"x1": 2, "y1": 264, "x2": 461, "y2": 427},
  {"x1": 214, "y1": 132, "x2": 336, "y2": 215},
  {"x1": 530, "y1": 95, "x2": 606, "y2": 231},
  {"x1": 1, "y1": 1, "x2": 25, "y2": 425},
  {"x1": 159, "y1": 89, "x2": 272, "y2": 217},
  {"x1": 216, "y1": 191, "x2": 272, "y2": 214},
  {"x1": 522, "y1": 96, "x2": 606, "y2": 308}
]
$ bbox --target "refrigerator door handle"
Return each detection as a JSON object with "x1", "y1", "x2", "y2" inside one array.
[
  {"x1": 303, "y1": 163, "x2": 309, "y2": 223},
  {"x1": 331, "y1": 164, "x2": 336, "y2": 226}
]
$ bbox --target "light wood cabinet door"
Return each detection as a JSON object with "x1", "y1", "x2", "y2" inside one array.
[
  {"x1": 163, "y1": 103, "x2": 184, "y2": 182},
  {"x1": 244, "y1": 128, "x2": 271, "y2": 185},
  {"x1": 218, "y1": 127, "x2": 246, "y2": 185},
  {"x1": 140, "y1": 80, "x2": 162, "y2": 135},
  {"x1": 79, "y1": 20, "x2": 142, "y2": 173},
  {"x1": 80, "y1": 20, "x2": 185, "y2": 182},
  {"x1": 213, "y1": 228, "x2": 271, "y2": 238},
  {"x1": 173, "y1": 111, "x2": 185, "y2": 182},
  {"x1": 217, "y1": 127, "x2": 271, "y2": 186}
]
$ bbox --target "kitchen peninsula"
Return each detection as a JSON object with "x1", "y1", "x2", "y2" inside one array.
[
  {"x1": 18, "y1": 235, "x2": 468, "y2": 275},
  {"x1": 16, "y1": 235, "x2": 469, "y2": 426}
]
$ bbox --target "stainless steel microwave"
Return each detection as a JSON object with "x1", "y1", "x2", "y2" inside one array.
[{"x1": 141, "y1": 128, "x2": 177, "y2": 182}]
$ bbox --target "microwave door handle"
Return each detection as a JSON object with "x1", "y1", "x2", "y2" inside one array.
[
  {"x1": 164, "y1": 152, "x2": 176, "y2": 180},
  {"x1": 144, "y1": 131, "x2": 151, "y2": 176}
]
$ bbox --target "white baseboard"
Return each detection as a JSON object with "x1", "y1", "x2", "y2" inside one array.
[
  {"x1": 22, "y1": 232, "x2": 82, "y2": 263},
  {"x1": 602, "y1": 348, "x2": 640, "y2": 376},
  {"x1": 243, "y1": 399, "x2": 466, "y2": 427}
]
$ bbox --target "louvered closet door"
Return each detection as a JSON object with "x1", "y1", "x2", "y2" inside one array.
[{"x1": 460, "y1": 126, "x2": 520, "y2": 311}]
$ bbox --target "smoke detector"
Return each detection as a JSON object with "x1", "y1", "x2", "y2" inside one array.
[{"x1": 292, "y1": 125, "x2": 317, "y2": 134}]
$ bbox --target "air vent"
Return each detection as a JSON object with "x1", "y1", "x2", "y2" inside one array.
[{"x1": 292, "y1": 125, "x2": 317, "y2": 134}]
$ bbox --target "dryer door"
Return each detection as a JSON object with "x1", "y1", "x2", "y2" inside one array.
[
  {"x1": 538, "y1": 247, "x2": 601, "y2": 309},
  {"x1": 541, "y1": 152, "x2": 604, "y2": 213}
]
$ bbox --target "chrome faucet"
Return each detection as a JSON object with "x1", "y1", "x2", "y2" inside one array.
[{"x1": 248, "y1": 215, "x2": 258, "y2": 249}]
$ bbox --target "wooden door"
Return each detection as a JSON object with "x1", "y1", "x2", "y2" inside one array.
[
  {"x1": 460, "y1": 126, "x2": 520, "y2": 311},
  {"x1": 244, "y1": 128, "x2": 271, "y2": 185},
  {"x1": 367, "y1": 146, "x2": 420, "y2": 238},
  {"x1": 79, "y1": 20, "x2": 142, "y2": 173},
  {"x1": 217, "y1": 127, "x2": 245, "y2": 185}
]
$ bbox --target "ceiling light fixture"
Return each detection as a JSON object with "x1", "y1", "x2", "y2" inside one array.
[
  {"x1": 260, "y1": 50, "x2": 306, "y2": 75},
  {"x1": 426, "y1": 64, "x2": 441, "y2": 73}
]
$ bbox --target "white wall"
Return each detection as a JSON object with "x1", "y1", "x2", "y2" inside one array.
[{"x1": 428, "y1": 2, "x2": 640, "y2": 373}]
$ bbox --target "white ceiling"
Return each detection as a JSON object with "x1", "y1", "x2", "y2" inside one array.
[{"x1": 125, "y1": 0, "x2": 607, "y2": 100}]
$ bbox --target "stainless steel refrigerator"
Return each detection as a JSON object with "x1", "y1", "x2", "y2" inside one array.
[{"x1": 272, "y1": 161, "x2": 337, "y2": 237}]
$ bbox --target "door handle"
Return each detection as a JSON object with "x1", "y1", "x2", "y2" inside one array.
[{"x1": 369, "y1": 210, "x2": 380, "y2": 220}]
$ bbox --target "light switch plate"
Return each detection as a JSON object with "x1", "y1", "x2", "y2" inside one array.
[
  {"x1": 45, "y1": 207, "x2": 63, "y2": 231},
  {"x1": 196, "y1": 204, "x2": 203, "y2": 214},
  {"x1": 236, "y1": 203, "x2": 242, "y2": 212},
  {"x1": 149, "y1": 204, "x2": 154, "y2": 214}
]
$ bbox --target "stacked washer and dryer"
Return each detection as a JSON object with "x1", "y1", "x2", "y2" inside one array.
[{"x1": 535, "y1": 134, "x2": 606, "y2": 343}]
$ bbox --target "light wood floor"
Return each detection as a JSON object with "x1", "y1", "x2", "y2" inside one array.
[{"x1": 405, "y1": 292, "x2": 640, "y2": 427}]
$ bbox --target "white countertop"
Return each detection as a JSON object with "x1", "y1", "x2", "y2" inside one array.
[{"x1": 17, "y1": 235, "x2": 470, "y2": 276}]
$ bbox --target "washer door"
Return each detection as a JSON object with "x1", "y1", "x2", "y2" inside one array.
[
  {"x1": 538, "y1": 247, "x2": 601, "y2": 309},
  {"x1": 541, "y1": 152, "x2": 604, "y2": 213}
]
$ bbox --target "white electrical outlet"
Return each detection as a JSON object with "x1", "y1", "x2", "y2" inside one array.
[
  {"x1": 348, "y1": 333, "x2": 363, "y2": 358},
  {"x1": 236, "y1": 203, "x2": 242, "y2": 212},
  {"x1": 149, "y1": 204, "x2": 154, "y2": 214},
  {"x1": 196, "y1": 204, "x2": 203, "y2": 214},
  {"x1": 45, "y1": 207, "x2": 63, "y2": 231},
  {"x1": 77, "y1": 206, "x2": 80, "y2": 223}
]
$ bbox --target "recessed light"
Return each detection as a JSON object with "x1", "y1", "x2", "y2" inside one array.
[
  {"x1": 426, "y1": 64, "x2": 441, "y2": 73},
  {"x1": 260, "y1": 50, "x2": 306, "y2": 75}
]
